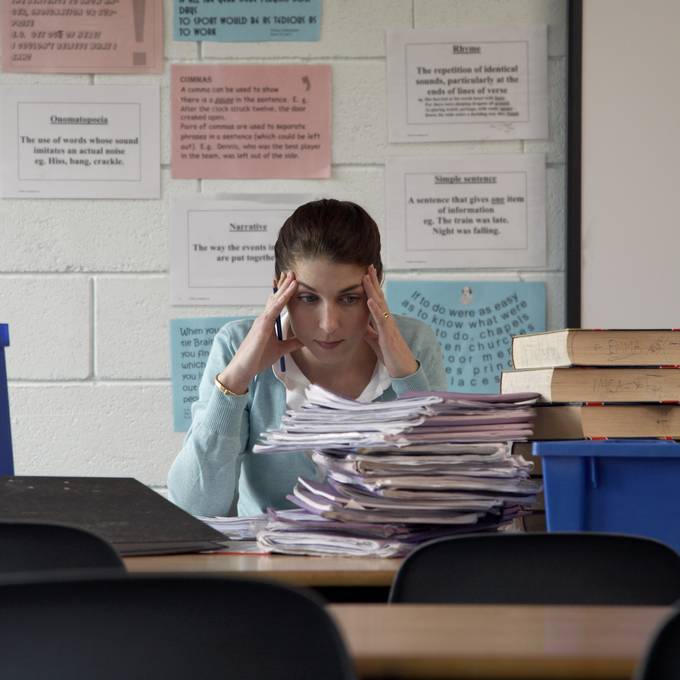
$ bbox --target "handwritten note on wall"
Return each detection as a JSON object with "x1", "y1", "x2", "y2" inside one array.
[{"x1": 386, "y1": 280, "x2": 546, "y2": 392}]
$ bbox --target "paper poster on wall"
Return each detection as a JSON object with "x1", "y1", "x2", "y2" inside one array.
[
  {"x1": 170, "y1": 316, "x2": 248, "y2": 431},
  {"x1": 385, "y1": 154, "x2": 546, "y2": 269},
  {"x1": 0, "y1": 85, "x2": 160, "y2": 199},
  {"x1": 386, "y1": 280, "x2": 546, "y2": 392},
  {"x1": 1, "y1": 0, "x2": 163, "y2": 74},
  {"x1": 174, "y1": 0, "x2": 321, "y2": 42},
  {"x1": 171, "y1": 194, "x2": 313, "y2": 305},
  {"x1": 171, "y1": 64, "x2": 331, "y2": 179},
  {"x1": 386, "y1": 26, "x2": 547, "y2": 142}
]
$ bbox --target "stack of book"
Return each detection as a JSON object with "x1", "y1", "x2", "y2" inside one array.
[
  {"x1": 501, "y1": 329, "x2": 680, "y2": 439},
  {"x1": 252, "y1": 385, "x2": 541, "y2": 557}
]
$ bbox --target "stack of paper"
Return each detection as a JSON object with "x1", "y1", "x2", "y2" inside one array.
[{"x1": 253, "y1": 386, "x2": 541, "y2": 557}]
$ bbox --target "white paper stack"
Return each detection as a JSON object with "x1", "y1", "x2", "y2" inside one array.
[{"x1": 254, "y1": 386, "x2": 541, "y2": 557}]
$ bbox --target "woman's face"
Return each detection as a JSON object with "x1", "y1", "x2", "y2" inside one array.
[{"x1": 285, "y1": 257, "x2": 371, "y2": 366}]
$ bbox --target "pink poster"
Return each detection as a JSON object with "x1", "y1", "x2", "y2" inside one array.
[
  {"x1": 171, "y1": 64, "x2": 331, "y2": 179},
  {"x1": 2, "y1": 0, "x2": 163, "y2": 74}
]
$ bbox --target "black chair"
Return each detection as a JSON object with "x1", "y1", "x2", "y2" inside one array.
[
  {"x1": 0, "y1": 575, "x2": 357, "y2": 680},
  {"x1": 389, "y1": 532, "x2": 680, "y2": 604},
  {"x1": 634, "y1": 608, "x2": 680, "y2": 680},
  {"x1": 0, "y1": 520, "x2": 125, "y2": 578}
]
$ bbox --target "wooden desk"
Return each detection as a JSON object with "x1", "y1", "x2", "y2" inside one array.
[
  {"x1": 328, "y1": 604, "x2": 670, "y2": 679},
  {"x1": 124, "y1": 549, "x2": 399, "y2": 587}
]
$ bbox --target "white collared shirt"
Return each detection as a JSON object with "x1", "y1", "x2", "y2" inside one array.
[{"x1": 272, "y1": 308, "x2": 392, "y2": 410}]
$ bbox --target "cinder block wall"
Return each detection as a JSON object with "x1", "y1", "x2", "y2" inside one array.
[{"x1": 0, "y1": 0, "x2": 567, "y2": 487}]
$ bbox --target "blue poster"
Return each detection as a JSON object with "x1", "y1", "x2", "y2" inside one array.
[
  {"x1": 170, "y1": 316, "x2": 245, "y2": 431},
  {"x1": 174, "y1": 0, "x2": 321, "y2": 42},
  {"x1": 385, "y1": 281, "x2": 546, "y2": 393}
]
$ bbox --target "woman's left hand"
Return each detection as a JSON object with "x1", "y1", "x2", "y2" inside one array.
[{"x1": 362, "y1": 264, "x2": 419, "y2": 378}]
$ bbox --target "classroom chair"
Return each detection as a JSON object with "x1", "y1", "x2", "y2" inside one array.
[
  {"x1": 0, "y1": 323, "x2": 13, "y2": 475},
  {"x1": 634, "y1": 608, "x2": 680, "y2": 680},
  {"x1": 389, "y1": 532, "x2": 680, "y2": 604},
  {"x1": 0, "y1": 520, "x2": 125, "y2": 580},
  {"x1": 0, "y1": 575, "x2": 357, "y2": 680}
]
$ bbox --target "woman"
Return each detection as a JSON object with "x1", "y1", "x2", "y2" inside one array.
[{"x1": 168, "y1": 199, "x2": 446, "y2": 516}]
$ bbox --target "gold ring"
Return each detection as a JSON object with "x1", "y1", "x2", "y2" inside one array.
[{"x1": 383, "y1": 311, "x2": 391, "y2": 319}]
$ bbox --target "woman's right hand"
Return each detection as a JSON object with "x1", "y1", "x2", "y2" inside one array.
[{"x1": 216, "y1": 272, "x2": 303, "y2": 394}]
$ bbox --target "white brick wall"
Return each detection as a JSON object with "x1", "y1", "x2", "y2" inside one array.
[{"x1": 1, "y1": 0, "x2": 567, "y2": 485}]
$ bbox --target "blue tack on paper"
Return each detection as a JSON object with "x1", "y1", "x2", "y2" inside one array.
[
  {"x1": 170, "y1": 316, "x2": 244, "y2": 432},
  {"x1": 0, "y1": 324, "x2": 14, "y2": 475},
  {"x1": 386, "y1": 281, "x2": 546, "y2": 393},
  {"x1": 174, "y1": 0, "x2": 321, "y2": 42}
]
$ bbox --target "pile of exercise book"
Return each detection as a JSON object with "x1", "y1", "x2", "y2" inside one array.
[{"x1": 251, "y1": 385, "x2": 541, "y2": 557}]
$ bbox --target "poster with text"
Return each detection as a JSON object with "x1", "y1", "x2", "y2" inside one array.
[
  {"x1": 174, "y1": 0, "x2": 320, "y2": 42},
  {"x1": 171, "y1": 193, "x2": 313, "y2": 305},
  {"x1": 0, "y1": 85, "x2": 160, "y2": 199},
  {"x1": 170, "y1": 316, "x2": 248, "y2": 431},
  {"x1": 171, "y1": 64, "x2": 331, "y2": 179},
  {"x1": 2, "y1": 0, "x2": 163, "y2": 74},
  {"x1": 386, "y1": 281, "x2": 546, "y2": 393},
  {"x1": 387, "y1": 26, "x2": 547, "y2": 142},
  {"x1": 386, "y1": 154, "x2": 546, "y2": 269}
]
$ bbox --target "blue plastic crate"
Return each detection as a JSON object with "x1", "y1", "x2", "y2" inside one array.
[{"x1": 532, "y1": 439, "x2": 680, "y2": 553}]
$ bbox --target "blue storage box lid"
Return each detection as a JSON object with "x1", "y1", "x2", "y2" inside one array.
[{"x1": 532, "y1": 439, "x2": 680, "y2": 459}]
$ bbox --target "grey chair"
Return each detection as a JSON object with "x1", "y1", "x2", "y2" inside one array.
[
  {"x1": 0, "y1": 520, "x2": 125, "y2": 579},
  {"x1": 0, "y1": 575, "x2": 357, "y2": 680},
  {"x1": 389, "y1": 532, "x2": 680, "y2": 604},
  {"x1": 634, "y1": 608, "x2": 680, "y2": 680}
]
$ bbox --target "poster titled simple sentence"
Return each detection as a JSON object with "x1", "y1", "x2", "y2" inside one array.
[
  {"x1": 171, "y1": 64, "x2": 331, "y2": 179},
  {"x1": 1, "y1": 0, "x2": 163, "y2": 74},
  {"x1": 0, "y1": 85, "x2": 160, "y2": 198},
  {"x1": 387, "y1": 26, "x2": 547, "y2": 142},
  {"x1": 174, "y1": 0, "x2": 320, "y2": 42},
  {"x1": 386, "y1": 154, "x2": 546, "y2": 269},
  {"x1": 386, "y1": 281, "x2": 546, "y2": 392}
]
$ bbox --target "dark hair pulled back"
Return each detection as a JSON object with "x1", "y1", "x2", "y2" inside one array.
[{"x1": 274, "y1": 199, "x2": 383, "y2": 280}]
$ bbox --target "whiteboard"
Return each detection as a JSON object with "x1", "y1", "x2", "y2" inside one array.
[{"x1": 580, "y1": 0, "x2": 680, "y2": 327}]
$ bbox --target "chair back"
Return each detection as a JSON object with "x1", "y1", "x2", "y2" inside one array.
[
  {"x1": 0, "y1": 575, "x2": 356, "y2": 680},
  {"x1": 0, "y1": 520, "x2": 125, "y2": 577},
  {"x1": 389, "y1": 532, "x2": 680, "y2": 604},
  {"x1": 0, "y1": 324, "x2": 13, "y2": 475},
  {"x1": 634, "y1": 608, "x2": 680, "y2": 680}
]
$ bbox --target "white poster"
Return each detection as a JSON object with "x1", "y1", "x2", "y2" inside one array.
[
  {"x1": 386, "y1": 155, "x2": 546, "y2": 269},
  {"x1": 0, "y1": 85, "x2": 160, "y2": 198},
  {"x1": 387, "y1": 26, "x2": 548, "y2": 143},
  {"x1": 171, "y1": 194, "x2": 314, "y2": 306}
]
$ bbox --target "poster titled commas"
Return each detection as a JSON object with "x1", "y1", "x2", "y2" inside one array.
[{"x1": 386, "y1": 280, "x2": 546, "y2": 392}]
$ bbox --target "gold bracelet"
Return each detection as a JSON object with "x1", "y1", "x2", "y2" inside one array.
[{"x1": 214, "y1": 374, "x2": 248, "y2": 397}]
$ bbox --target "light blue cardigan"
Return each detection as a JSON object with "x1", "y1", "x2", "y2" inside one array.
[{"x1": 167, "y1": 315, "x2": 447, "y2": 517}]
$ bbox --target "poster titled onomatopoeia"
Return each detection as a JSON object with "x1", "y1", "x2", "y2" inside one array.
[
  {"x1": 1, "y1": 0, "x2": 163, "y2": 74},
  {"x1": 386, "y1": 280, "x2": 546, "y2": 392},
  {"x1": 174, "y1": 0, "x2": 321, "y2": 42},
  {"x1": 0, "y1": 84, "x2": 160, "y2": 199},
  {"x1": 171, "y1": 64, "x2": 331, "y2": 179}
]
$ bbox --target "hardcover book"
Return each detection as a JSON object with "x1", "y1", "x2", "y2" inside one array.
[{"x1": 511, "y1": 329, "x2": 680, "y2": 369}]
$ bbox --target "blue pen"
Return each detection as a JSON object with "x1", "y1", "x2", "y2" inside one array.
[{"x1": 273, "y1": 287, "x2": 286, "y2": 372}]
